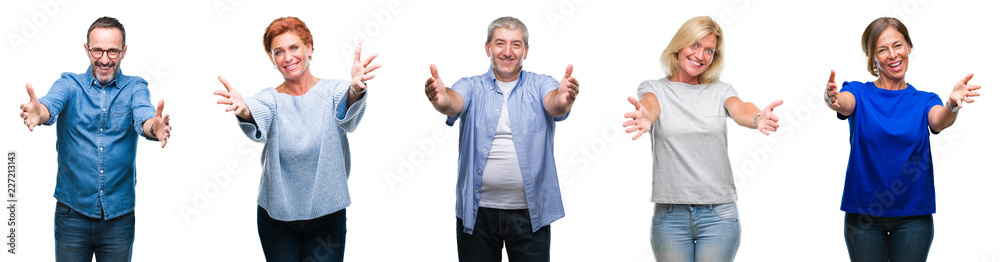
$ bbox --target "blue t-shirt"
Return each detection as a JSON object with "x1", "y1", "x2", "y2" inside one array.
[{"x1": 837, "y1": 81, "x2": 942, "y2": 217}]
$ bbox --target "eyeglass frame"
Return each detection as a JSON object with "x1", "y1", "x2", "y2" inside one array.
[{"x1": 86, "y1": 44, "x2": 124, "y2": 59}]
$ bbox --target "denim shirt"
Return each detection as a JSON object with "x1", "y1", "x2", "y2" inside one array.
[
  {"x1": 449, "y1": 67, "x2": 568, "y2": 234},
  {"x1": 38, "y1": 67, "x2": 156, "y2": 219}
]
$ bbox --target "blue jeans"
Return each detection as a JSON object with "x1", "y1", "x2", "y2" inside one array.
[
  {"x1": 844, "y1": 213, "x2": 933, "y2": 262},
  {"x1": 54, "y1": 202, "x2": 135, "y2": 262},
  {"x1": 457, "y1": 208, "x2": 550, "y2": 262},
  {"x1": 650, "y1": 203, "x2": 741, "y2": 262},
  {"x1": 257, "y1": 206, "x2": 347, "y2": 262}
]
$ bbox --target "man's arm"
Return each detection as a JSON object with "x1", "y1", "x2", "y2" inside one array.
[
  {"x1": 20, "y1": 83, "x2": 50, "y2": 131},
  {"x1": 425, "y1": 64, "x2": 465, "y2": 117},
  {"x1": 542, "y1": 64, "x2": 578, "y2": 118},
  {"x1": 142, "y1": 99, "x2": 171, "y2": 148}
]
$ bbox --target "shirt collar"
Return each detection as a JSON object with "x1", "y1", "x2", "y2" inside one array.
[
  {"x1": 86, "y1": 65, "x2": 124, "y2": 89},
  {"x1": 484, "y1": 66, "x2": 523, "y2": 93}
]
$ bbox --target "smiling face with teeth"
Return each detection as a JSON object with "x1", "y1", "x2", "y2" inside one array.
[
  {"x1": 874, "y1": 27, "x2": 911, "y2": 83},
  {"x1": 485, "y1": 28, "x2": 528, "y2": 82},
  {"x1": 85, "y1": 27, "x2": 125, "y2": 86},
  {"x1": 269, "y1": 32, "x2": 313, "y2": 81},
  {"x1": 671, "y1": 33, "x2": 717, "y2": 85}
]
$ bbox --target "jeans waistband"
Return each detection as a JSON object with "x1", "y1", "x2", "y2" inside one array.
[{"x1": 659, "y1": 203, "x2": 733, "y2": 212}]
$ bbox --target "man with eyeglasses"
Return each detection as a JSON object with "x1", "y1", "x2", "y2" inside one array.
[{"x1": 18, "y1": 16, "x2": 171, "y2": 261}]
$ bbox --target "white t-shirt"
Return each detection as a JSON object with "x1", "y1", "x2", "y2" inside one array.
[{"x1": 479, "y1": 79, "x2": 528, "y2": 209}]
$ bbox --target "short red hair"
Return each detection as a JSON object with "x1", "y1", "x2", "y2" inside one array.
[{"x1": 262, "y1": 17, "x2": 313, "y2": 58}]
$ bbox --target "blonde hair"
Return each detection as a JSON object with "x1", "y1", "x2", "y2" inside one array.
[{"x1": 661, "y1": 16, "x2": 724, "y2": 85}]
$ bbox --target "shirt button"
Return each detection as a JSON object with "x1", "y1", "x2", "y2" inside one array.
[
  {"x1": 100, "y1": 190, "x2": 103, "y2": 194},
  {"x1": 99, "y1": 147, "x2": 103, "y2": 151},
  {"x1": 495, "y1": 109, "x2": 500, "y2": 113},
  {"x1": 100, "y1": 170, "x2": 104, "y2": 173},
  {"x1": 475, "y1": 189, "x2": 480, "y2": 193},
  {"x1": 99, "y1": 128, "x2": 103, "y2": 132},
  {"x1": 102, "y1": 108, "x2": 106, "y2": 111},
  {"x1": 490, "y1": 128, "x2": 494, "y2": 132},
  {"x1": 477, "y1": 169, "x2": 482, "y2": 174}
]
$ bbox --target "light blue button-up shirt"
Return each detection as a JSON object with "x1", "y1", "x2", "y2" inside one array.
[
  {"x1": 38, "y1": 67, "x2": 156, "y2": 219},
  {"x1": 448, "y1": 67, "x2": 568, "y2": 234}
]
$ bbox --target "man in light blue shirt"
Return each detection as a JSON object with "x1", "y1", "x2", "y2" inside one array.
[
  {"x1": 423, "y1": 16, "x2": 579, "y2": 262},
  {"x1": 19, "y1": 16, "x2": 171, "y2": 262}
]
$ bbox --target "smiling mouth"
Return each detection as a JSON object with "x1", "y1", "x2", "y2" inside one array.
[
  {"x1": 887, "y1": 61, "x2": 902, "y2": 71},
  {"x1": 283, "y1": 61, "x2": 299, "y2": 71},
  {"x1": 96, "y1": 63, "x2": 114, "y2": 73},
  {"x1": 688, "y1": 57, "x2": 703, "y2": 68}
]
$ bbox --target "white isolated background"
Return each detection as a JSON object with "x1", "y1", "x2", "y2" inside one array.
[{"x1": 1, "y1": 0, "x2": 997, "y2": 261}]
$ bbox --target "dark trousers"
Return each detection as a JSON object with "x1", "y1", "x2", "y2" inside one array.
[
  {"x1": 257, "y1": 206, "x2": 347, "y2": 262},
  {"x1": 457, "y1": 207, "x2": 551, "y2": 262}
]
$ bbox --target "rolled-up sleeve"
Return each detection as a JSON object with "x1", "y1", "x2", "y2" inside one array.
[
  {"x1": 37, "y1": 75, "x2": 74, "y2": 126},
  {"x1": 446, "y1": 78, "x2": 474, "y2": 126},
  {"x1": 129, "y1": 80, "x2": 158, "y2": 141}
]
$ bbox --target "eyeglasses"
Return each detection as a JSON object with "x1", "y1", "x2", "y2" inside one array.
[{"x1": 89, "y1": 48, "x2": 122, "y2": 59}]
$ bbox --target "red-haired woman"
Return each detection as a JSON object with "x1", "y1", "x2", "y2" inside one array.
[{"x1": 213, "y1": 16, "x2": 380, "y2": 262}]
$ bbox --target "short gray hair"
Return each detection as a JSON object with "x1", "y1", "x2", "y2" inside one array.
[{"x1": 486, "y1": 16, "x2": 528, "y2": 46}]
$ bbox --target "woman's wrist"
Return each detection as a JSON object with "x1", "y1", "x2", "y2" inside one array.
[{"x1": 752, "y1": 113, "x2": 761, "y2": 129}]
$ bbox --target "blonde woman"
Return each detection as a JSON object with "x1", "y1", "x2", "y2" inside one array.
[{"x1": 622, "y1": 16, "x2": 782, "y2": 261}]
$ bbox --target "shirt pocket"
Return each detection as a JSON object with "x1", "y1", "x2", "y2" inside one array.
[
  {"x1": 110, "y1": 104, "x2": 133, "y2": 132},
  {"x1": 519, "y1": 101, "x2": 547, "y2": 133}
]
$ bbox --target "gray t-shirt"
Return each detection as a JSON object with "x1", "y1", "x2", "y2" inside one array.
[{"x1": 637, "y1": 78, "x2": 738, "y2": 204}]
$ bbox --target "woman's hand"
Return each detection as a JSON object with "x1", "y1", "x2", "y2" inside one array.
[
  {"x1": 948, "y1": 73, "x2": 981, "y2": 110},
  {"x1": 214, "y1": 76, "x2": 252, "y2": 121},
  {"x1": 623, "y1": 96, "x2": 652, "y2": 140},
  {"x1": 350, "y1": 43, "x2": 380, "y2": 94},
  {"x1": 756, "y1": 100, "x2": 783, "y2": 135}
]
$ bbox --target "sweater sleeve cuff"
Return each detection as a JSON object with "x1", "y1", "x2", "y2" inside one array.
[{"x1": 240, "y1": 97, "x2": 272, "y2": 142}]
